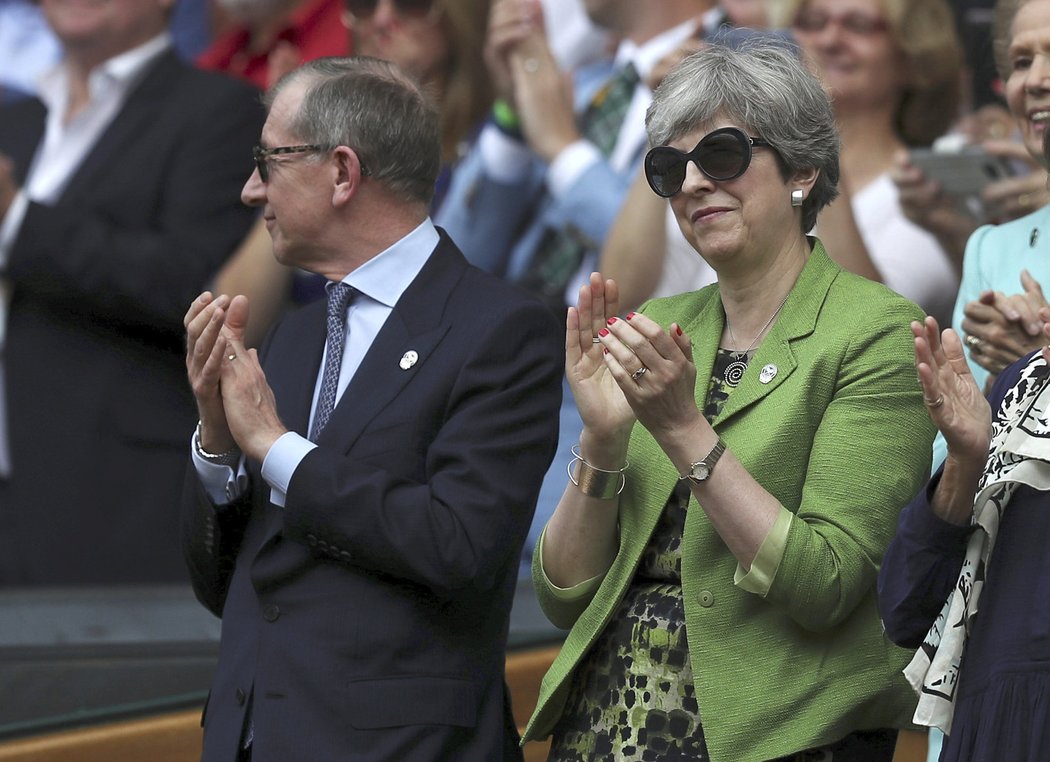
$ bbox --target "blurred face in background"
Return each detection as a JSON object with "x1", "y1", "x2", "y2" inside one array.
[
  {"x1": 722, "y1": 0, "x2": 769, "y2": 28},
  {"x1": 345, "y1": 0, "x2": 449, "y2": 84},
  {"x1": 214, "y1": 0, "x2": 300, "y2": 25},
  {"x1": 790, "y1": 0, "x2": 905, "y2": 113},
  {"x1": 42, "y1": 0, "x2": 174, "y2": 58},
  {"x1": 1003, "y1": 0, "x2": 1050, "y2": 162}
]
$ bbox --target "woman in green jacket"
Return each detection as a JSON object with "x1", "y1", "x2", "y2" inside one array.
[{"x1": 526, "y1": 42, "x2": 936, "y2": 762}]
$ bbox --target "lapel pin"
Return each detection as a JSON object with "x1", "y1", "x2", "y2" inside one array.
[
  {"x1": 1031, "y1": 228, "x2": 1040, "y2": 248},
  {"x1": 759, "y1": 363, "x2": 778, "y2": 384},
  {"x1": 399, "y1": 350, "x2": 418, "y2": 370}
]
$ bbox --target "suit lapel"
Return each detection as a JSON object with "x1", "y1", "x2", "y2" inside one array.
[
  {"x1": 712, "y1": 242, "x2": 838, "y2": 428},
  {"x1": 58, "y1": 51, "x2": 183, "y2": 203},
  {"x1": 311, "y1": 233, "x2": 465, "y2": 452}
]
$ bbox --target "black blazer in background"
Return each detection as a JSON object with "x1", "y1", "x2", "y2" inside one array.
[
  {"x1": 0, "y1": 50, "x2": 264, "y2": 585},
  {"x1": 182, "y1": 233, "x2": 563, "y2": 762}
]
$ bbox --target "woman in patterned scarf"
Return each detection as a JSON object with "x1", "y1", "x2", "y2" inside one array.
[{"x1": 878, "y1": 132, "x2": 1050, "y2": 761}]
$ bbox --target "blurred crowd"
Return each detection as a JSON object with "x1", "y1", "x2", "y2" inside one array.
[{"x1": 1, "y1": 0, "x2": 1048, "y2": 757}]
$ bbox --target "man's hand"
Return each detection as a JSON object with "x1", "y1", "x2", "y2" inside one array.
[
  {"x1": 0, "y1": 153, "x2": 20, "y2": 222},
  {"x1": 219, "y1": 331, "x2": 287, "y2": 463},
  {"x1": 185, "y1": 292, "x2": 236, "y2": 453},
  {"x1": 484, "y1": 0, "x2": 544, "y2": 104},
  {"x1": 510, "y1": 35, "x2": 580, "y2": 163}
]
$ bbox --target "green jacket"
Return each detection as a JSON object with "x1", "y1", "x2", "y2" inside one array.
[{"x1": 525, "y1": 242, "x2": 935, "y2": 761}]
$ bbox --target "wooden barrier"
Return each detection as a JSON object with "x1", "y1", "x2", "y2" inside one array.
[
  {"x1": 0, "y1": 643, "x2": 563, "y2": 761},
  {"x1": 0, "y1": 642, "x2": 926, "y2": 762}
]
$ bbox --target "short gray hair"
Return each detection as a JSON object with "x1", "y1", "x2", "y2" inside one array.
[
  {"x1": 267, "y1": 56, "x2": 441, "y2": 205},
  {"x1": 646, "y1": 40, "x2": 839, "y2": 233}
]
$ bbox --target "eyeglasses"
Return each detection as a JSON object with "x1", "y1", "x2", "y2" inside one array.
[
  {"x1": 343, "y1": 0, "x2": 436, "y2": 20},
  {"x1": 252, "y1": 145, "x2": 372, "y2": 183},
  {"x1": 253, "y1": 144, "x2": 324, "y2": 182},
  {"x1": 644, "y1": 127, "x2": 772, "y2": 198},
  {"x1": 792, "y1": 9, "x2": 889, "y2": 36}
]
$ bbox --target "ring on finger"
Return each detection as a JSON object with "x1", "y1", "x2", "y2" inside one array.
[
  {"x1": 227, "y1": 353, "x2": 237, "y2": 361},
  {"x1": 592, "y1": 336, "x2": 601, "y2": 343},
  {"x1": 631, "y1": 365, "x2": 649, "y2": 381},
  {"x1": 964, "y1": 335, "x2": 983, "y2": 352},
  {"x1": 923, "y1": 395, "x2": 945, "y2": 409}
]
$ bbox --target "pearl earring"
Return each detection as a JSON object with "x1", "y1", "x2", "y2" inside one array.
[{"x1": 790, "y1": 189, "x2": 804, "y2": 207}]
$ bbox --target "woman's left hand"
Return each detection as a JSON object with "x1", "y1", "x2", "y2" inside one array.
[{"x1": 598, "y1": 310, "x2": 701, "y2": 438}]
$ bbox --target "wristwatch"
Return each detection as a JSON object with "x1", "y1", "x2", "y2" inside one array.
[{"x1": 679, "y1": 438, "x2": 726, "y2": 484}]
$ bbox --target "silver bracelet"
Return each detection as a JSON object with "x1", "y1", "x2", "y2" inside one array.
[
  {"x1": 194, "y1": 421, "x2": 241, "y2": 466},
  {"x1": 567, "y1": 444, "x2": 627, "y2": 499}
]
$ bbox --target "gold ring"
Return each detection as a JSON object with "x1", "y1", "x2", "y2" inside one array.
[
  {"x1": 227, "y1": 354, "x2": 237, "y2": 361},
  {"x1": 923, "y1": 395, "x2": 945, "y2": 409}
]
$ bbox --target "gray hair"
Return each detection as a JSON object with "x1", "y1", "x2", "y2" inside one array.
[
  {"x1": 266, "y1": 56, "x2": 441, "y2": 205},
  {"x1": 646, "y1": 40, "x2": 839, "y2": 233}
]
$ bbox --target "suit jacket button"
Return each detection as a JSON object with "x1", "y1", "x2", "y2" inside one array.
[
  {"x1": 698, "y1": 590, "x2": 714, "y2": 608},
  {"x1": 263, "y1": 603, "x2": 280, "y2": 622},
  {"x1": 235, "y1": 688, "x2": 246, "y2": 706}
]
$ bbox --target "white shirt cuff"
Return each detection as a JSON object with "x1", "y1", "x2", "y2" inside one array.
[
  {"x1": 191, "y1": 436, "x2": 249, "y2": 505},
  {"x1": 478, "y1": 124, "x2": 535, "y2": 183},
  {"x1": 546, "y1": 140, "x2": 601, "y2": 199},
  {"x1": 260, "y1": 431, "x2": 317, "y2": 508}
]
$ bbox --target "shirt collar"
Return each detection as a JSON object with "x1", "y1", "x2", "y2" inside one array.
[
  {"x1": 342, "y1": 218, "x2": 440, "y2": 308},
  {"x1": 615, "y1": 13, "x2": 717, "y2": 83},
  {"x1": 37, "y1": 32, "x2": 172, "y2": 112}
]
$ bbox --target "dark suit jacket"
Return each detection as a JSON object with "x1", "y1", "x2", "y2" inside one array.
[
  {"x1": 0, "y1": 50, "x2": 263, "y2": 585},
  {"x1": 182, "y1": 233, "x2": 563, "y2": 762}
]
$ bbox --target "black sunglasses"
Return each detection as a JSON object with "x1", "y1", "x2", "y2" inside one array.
[
  {"x1": 344, "y1": 0, "x2": 436, "y2": 19},
  {"x1": 644, "y1": 127, "x2": 773, "y2": 198}
]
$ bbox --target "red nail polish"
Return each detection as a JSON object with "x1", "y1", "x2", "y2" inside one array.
[
  {"x1": 598, "y1": 328, "x2": 609, "y2": 337},
  {"x1": 603, "y1": 348, "x2": 609, "y2": 355},
  {"x1": 626, "y1": 312, "x2": 635, "y2": 320},
  {"x1": 676, "y1": 325, "x2": 683, "y2": 336},
  {"x1": 607, "y1": 317, "x2": 617, "y2": 325}
]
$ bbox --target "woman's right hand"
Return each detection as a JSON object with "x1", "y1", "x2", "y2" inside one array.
[
  {"x1": 912, "y1": 317, "x2": 992, "y2": 462},
  {"x1": 892, "y1": 151, "x2": 977, "y2": 267},
  {"x1": 567, "y1": 273, "x2": 637, "y2": 455}
]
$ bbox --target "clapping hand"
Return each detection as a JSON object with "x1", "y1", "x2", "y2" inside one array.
[
  {"x1": 567, "y1": 273, "x2": 636, "y2": 444},
  {"x1": 913, "y1": 317, "x2": 992, "y2": 461},
  {"x1": 962, "y1": 270, "x2": 1047, "y2": 378}
]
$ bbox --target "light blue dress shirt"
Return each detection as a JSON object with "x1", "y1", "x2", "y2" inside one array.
[{"x1": 193, "y1": 218, "x2": 439, "y2": 507}]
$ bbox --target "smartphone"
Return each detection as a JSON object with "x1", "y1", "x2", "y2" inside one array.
[{"x1": 908, "y1": 146, "x2": 1020, "y2": 219}]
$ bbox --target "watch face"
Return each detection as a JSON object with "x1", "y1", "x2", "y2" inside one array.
[{"x1": 691, "y1": 463, "x2": 710, "y2": 482}]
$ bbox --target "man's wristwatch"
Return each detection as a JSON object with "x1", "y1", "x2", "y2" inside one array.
[{"x1": 679, "y1": 438, "x2": 726, "y2": 484}]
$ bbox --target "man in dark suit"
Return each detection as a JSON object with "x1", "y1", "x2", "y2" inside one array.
[
  {"x1": 0, "y1": 0, "x2": 263, "y2": 585},
  {"x1": 182, "y1": 57, "x2": 563, "y2": 761}
]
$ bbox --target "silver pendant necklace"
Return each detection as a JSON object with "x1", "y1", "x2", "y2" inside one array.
[{"x1": 723, "y1": 293, "x2": 789, "y2": 385}]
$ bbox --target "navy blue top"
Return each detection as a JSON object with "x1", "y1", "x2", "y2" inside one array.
[{"x1": 878, "y1": 354, "x2": 1050, "y2": 761}]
